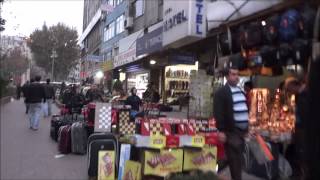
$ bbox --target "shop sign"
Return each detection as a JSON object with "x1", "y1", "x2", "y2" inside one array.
[
  {"x1": 136, "y1": 27, "x2": 163, "y2": 57},
  {"x1": 101, "y1": 60, "x2": 113, "y2": 71},
  {"x1": 114, "y1": 30, "x2": 143, "y2": 68},
  {"x1": 169, "y1": 53, "x2": 196, "y2": 65},
  {"x1": 162, "y1": 0, "x2": 206, "y2": 47},
  {"x1": 86, "y1": 54, "x2": 103, "y2": 62}
]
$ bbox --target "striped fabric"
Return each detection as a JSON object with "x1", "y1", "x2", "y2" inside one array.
[{"x1": 230, "y1": 86, "x2": 249, "y2": 130}]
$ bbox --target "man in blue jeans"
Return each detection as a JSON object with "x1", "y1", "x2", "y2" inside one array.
[
  {"x1": 43, "y1": 78, "x2": 55, "y2": 117},
  {"x1": 25, "y1": 76, "x2": 46, "y2": 130}
]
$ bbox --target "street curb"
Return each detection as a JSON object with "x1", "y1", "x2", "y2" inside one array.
[{"x1": 0, "y1": 96, "x2": 12, "y2": 105}]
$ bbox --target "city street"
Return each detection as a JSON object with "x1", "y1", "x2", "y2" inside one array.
[{"x1": 0, "y1": 99, "x2": 87, "y2": 180}]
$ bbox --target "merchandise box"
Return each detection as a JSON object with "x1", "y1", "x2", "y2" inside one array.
[
  {"x1": 183, "y1": 146, "x2": 217, "y2": 172},
  {"x1": 143, "y1": 149, "x2": 183, "y2": 177},
  {"x1": 122, "y1": 160, "x2": 141, "y2": 180}
]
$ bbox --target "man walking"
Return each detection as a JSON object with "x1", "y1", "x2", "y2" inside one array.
[
  {"x1": 25, "y1": 76, "x2": 46, "y2": 130},
  {"x1": 213, "y1": 66, "x2": 249, "y2": 180},
  {"x1": 44, "y1": 78, "x2": 55, "y2": 117}
]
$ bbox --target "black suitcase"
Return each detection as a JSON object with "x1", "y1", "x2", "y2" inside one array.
[
  {"x1": 87, "y1": 133, "x2": 118, "y2": 177},
  {"x1": 50, "y1": 115, "x2": 72, "y2": 141}
]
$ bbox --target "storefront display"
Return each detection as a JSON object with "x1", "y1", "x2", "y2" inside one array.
[
  {"x1": 127, "y1": 71, "x2": 149, "y2": 98},
  {"x1": 165, "y1": 64, "x2": 198, "y2": 102},
  {"x1": 249, "y1": 88, "x2": 296, "y2": 142}
]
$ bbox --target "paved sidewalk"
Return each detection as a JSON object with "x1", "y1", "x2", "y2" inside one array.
[{"x1": 1, "y1": 99, "x2": 87, "y2": 180}]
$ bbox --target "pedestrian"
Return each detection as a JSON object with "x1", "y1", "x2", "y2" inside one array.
[
  {"x1": 22, "y1": 79, "x2": 33, "y2": 114},
  {"x1": 43, "y1": 78, "x2": 55, "y2": 117},
  {"x1": 16, "y1": 83, "x2": 21, "y2": 100},
  {"x1": 24, "y1": 76, "x2": 46, "y2": 131},
  {"x1": 213, "y1": 66, "x2": 249, "y2": 180},
  {"x1": 126, "y1": 87, "x2": 143, "y2": 119},
  {"x1": 284, "y1": 77, "x2": 308, "y2": 179},
  {"x1": 143, "y1": 82, "x2": 160, "y2": 103},
  {"x1": 243, "y1": 81, "x2": 253, "y2": 108}
]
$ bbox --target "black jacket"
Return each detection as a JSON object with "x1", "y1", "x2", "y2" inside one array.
[
  {"x1": 44, "y1": 84, "x2": 55, "y2": 99},
  {"x1": 25, "y1": 82, "x2": 46, "y2": 103},
  {"x1": 213, "y1": 84, "x2": 237, "y2": 133}
]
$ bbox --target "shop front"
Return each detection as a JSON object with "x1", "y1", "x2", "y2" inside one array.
[{"x1": 164, "y1": 53, "x2": 198, "y2": 103}]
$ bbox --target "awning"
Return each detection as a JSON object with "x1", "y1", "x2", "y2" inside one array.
[{"x1": 207, "y1": 0, "x2": 283, "y2": 30}]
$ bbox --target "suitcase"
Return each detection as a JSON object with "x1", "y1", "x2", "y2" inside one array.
[
  {"x1": 50, "y1": 115, "x2": 72, "y2": 141},
  {"x1": 71, "y1": 121, "x2": 88, "y2": 154},
  {"x1": 87, "y1": 133, "x2": 118, "y2": 177},
  {"x1": 58, "y1": 125, "x2": 72, "y2": 154}
]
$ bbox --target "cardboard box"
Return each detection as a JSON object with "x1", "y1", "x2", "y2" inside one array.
[{"x1": 143, "y1": 149, "x2": 183, "y2": 177}]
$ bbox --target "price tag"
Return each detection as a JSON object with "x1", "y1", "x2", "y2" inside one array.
[
  {"x1": 150, "y1": 135, "x2": 166, "y2": 149},
  {"x1": 191, "y1": 135, "x2": 205, "y2": 147}
]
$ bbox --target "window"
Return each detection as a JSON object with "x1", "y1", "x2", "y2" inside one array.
[
  {"x1": 104, "y1": 21, "x2": 115, "y2": 42},
  {"x1": 116, "y1": 0, "x2": 123, "y2": 5},
  {"x1": 116, "y1": 14, "x2": 125, "y2": 34},
  {"x1": 134, "y1": 0, "x2": 144, "y2": 18},
  {"x1": 107, "y1": 0, "x2": 114, "y2": 7}
]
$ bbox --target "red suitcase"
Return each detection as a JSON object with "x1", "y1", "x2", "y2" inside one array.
[{"x1": 58, "y1": 125, "x2": 72, "y2": 154}]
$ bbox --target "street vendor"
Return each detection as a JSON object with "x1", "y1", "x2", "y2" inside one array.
[{"x1": 213, "y1": 65, "x2": 249, "y2": 180}]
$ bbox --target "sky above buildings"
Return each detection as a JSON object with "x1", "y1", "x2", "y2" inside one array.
[{"x1": 1, "y1": 0, "x2": 84, "y2": 37}]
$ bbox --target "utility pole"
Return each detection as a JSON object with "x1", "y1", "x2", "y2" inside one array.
[{"x1": 50, "y1": 49, "x2": 57, "y2": 81}]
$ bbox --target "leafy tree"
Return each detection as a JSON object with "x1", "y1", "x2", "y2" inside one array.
[
  {"x1": 0, "y1": 47, "x2": 28, "y2": 80},
  {"x1": 28, "y1": 23, "x2": 80, "y2": 80}
]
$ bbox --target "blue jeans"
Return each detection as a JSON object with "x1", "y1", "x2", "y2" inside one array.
[
  {"x1": 43, "y1": 99, "x2": 53, "y2": 116},
  {"x1": 29, "y1": 103, "x2": 42, "y2": 129}
]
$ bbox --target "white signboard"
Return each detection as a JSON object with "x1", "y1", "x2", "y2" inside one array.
[
  {"x1": 113, "y1": 30, "x2": 143, "y2": 68},
  {"x1": 162, "y1": 0, "x2": 206, "y2": 47}
]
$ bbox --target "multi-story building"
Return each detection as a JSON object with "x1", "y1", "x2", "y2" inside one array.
[{"x1": 79, "y1": 0, "x2": 103, "y2": 80}]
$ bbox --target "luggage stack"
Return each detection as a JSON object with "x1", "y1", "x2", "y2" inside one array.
[{"x1": 50, "y1": 112, "x2": 91, "y2": 155}]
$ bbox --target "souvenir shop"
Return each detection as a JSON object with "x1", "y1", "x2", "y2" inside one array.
[{"x1": 50, "y1": 1, "x2": 319, "y2": 180}]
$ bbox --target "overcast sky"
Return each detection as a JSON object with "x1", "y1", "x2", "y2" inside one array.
[{"x1": 1, "y1": 0, "x2": 84, "y2": 37}]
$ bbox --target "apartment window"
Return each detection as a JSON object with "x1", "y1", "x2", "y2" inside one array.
[
  {"x1": 116, "y1": 0, "x2": 123, "y2": 5},
  {"x1": 104, "y1": 21, "x2": 115, "y2": 41},
  {"x1": 107, "y1": 0, "x2": 114, "y2": 7},
  {"x1": 116, "y1": 14, "x2": 125, "y2": 34},
  {"x1": 134, "y1": 0, "x2": 144, "y2": 18}
]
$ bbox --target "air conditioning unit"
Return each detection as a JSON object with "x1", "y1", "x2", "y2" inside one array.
[
  {"x1": 124, "y1": 17, "x2": 133, "y2": 29},
  {"x1": 100, "y1": 13, "x2": 106, "y2": 21}
]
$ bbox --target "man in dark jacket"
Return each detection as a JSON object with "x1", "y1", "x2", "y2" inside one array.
[
  {"x1": 25, "y1": 76, "x2": 46, "y2": 130},
  {"x1": 43, "y1": 78, "x2": 55, "y2": 116},
  {"x1": 213, "y1": 66, "x2": 249, "y2": 180}
]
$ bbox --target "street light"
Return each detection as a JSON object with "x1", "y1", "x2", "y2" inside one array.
[{"x1": 50, "y1": 49, "x2": 57, "y2": 80}]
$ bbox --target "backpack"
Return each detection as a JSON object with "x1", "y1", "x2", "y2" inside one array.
[
  {"x1": 278, "y1": 9, "x2": 303, "y2": 43},
  {"x1": 300, "y1": 4, "x2": 317, "y2": 39},
  {"x1": 240, "y1": 22, "x2": 263, "y2": 49},
  {"x1": 263, "y1": 15, "x2": 280, "y2": 45}
]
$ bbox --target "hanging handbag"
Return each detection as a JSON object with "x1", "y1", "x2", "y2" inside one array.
[{"x1": 312, "y1": 6, "x2": 320, "y2": 61}]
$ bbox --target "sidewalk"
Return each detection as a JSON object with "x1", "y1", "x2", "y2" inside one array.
[{"x1": 0, "y1": 99, "x2": 87, "y2": 180}]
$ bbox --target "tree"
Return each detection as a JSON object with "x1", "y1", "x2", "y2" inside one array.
[
  {"x1": 28, "y1": 23, "x2": 80, "y2": 80},
  {"x1": 0, "y1": 47, "x2": 28, "y2": 80}
]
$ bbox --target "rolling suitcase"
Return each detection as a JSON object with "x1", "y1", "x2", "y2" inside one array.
[
  {"x1": 50, "y1": 115, "x2": 72, "y2": 141},
  {"x1": 58, "y1": 125, "x2": 72, "y2": 154},
  {"x1": 87, "y1": 133, "x2": 118, "y2": 177},
  {"x1": 71, "y1": 121, "x2": 87, "y2": 154}
]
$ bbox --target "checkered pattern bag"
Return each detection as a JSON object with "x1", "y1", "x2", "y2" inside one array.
[
  {"x1": 94, "y1": 103, "x2": 112, "y2": 133},
  {"x1": 119, "y1": 121, "x2": 136, "y2": 135},
  {"x1": 150, "y1": 121, "x2": 163, "y2": 136},
  {"x1": 119, "y1": 110, "x2": 130, "y2": 123}
]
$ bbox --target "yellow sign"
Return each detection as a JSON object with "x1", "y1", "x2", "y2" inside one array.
[
  {"x1": 144, "y1": 149, "x2": 183, "y2": 177},
  {"x1": 183, "y1": 146, "x2": 217, "y2": 172},
  {"x1": 191, "y1": 135, "x2": 205, "y2": 148},
  {"x1": 150, "y1": 135, "x2": 166, "y2": 149},
  {"x1": 102, "y1": 60, "x2": 113, "y2": 71},
  {"x1": 123, "y1": 161, "x2": 141, "y2": 180},
  {"x1": 98, "y1": 151, "x2": 115, "y2": 180}
]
